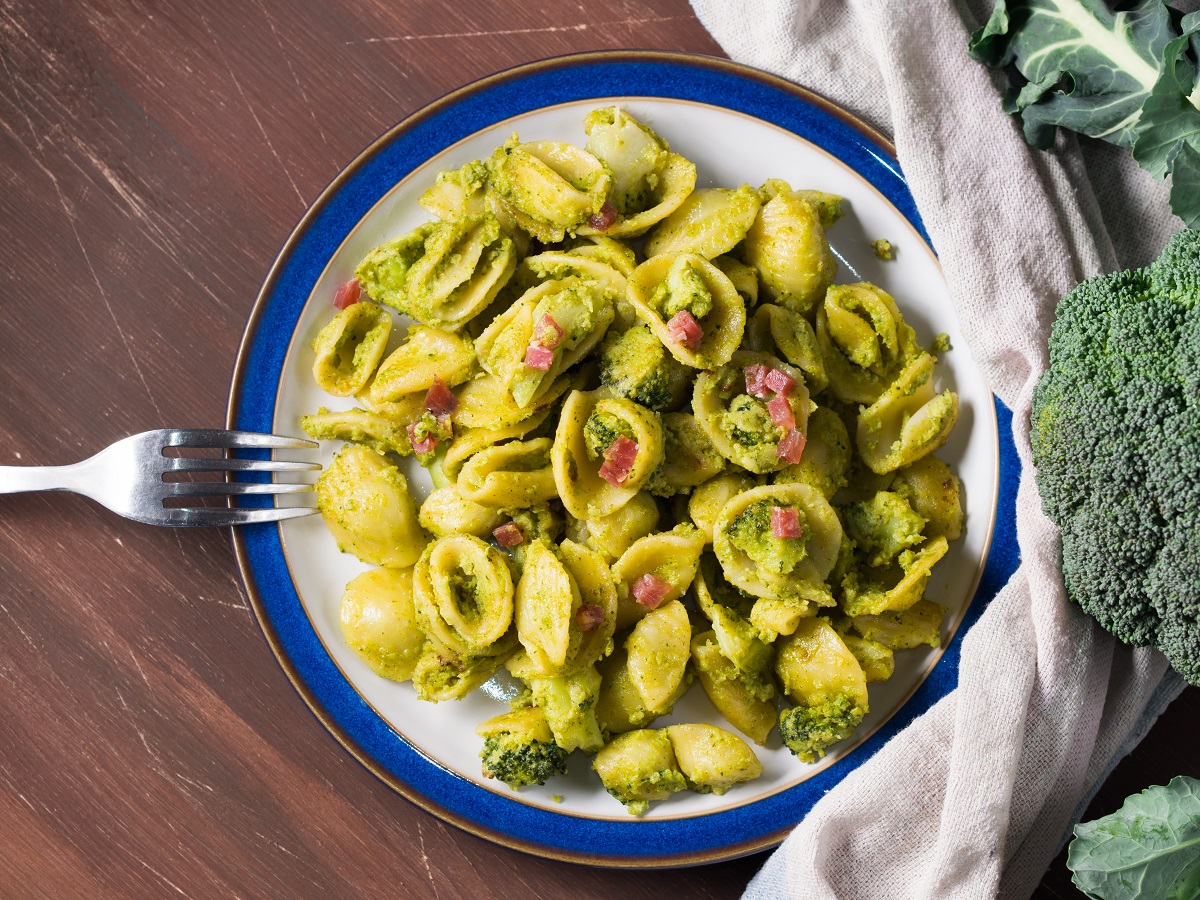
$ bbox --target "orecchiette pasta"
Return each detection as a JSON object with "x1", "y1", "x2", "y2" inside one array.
[
  {"x1": 742, "y1": 180, "x2": 837, "y2": 316},
  {"x1": 856, "y1": 352, "x2": 959, "y2": 474},
  {"x1": 316, "y1": 445, "x2": 427, "y2": 569},
  {"x1": 367, "y1": 325, "x2": 476, "y2": 404},
  {"x1": 579, "y1": 107, "x2": 697, "y2": 239},
  {"x1": 301, "y1": 406, "x2": 412, "y2": 457},
  {"x1": 456, "y1": 437, "x2": 558, "y2": 509},
  {"x1": 339, "y1": 567, "x2": 425, "y2": 682},
  {"x1": 551, "y1": 391, "x2": 665, "y2": 520},
  {"x1": 644, "y1": 185, "x2": 761, "y2": 259},
  {"x1": 300, "y1": 103, "x2": 967, "y2": 805},
  {"x1": 627, "y1": 253, "x2": 747, "y2": 370},
  {"x1": 311, "y1": 300, "x2": 392, "y2": 396},
  {"x1": 692, "y1": 351, "x2": 812, "y2": 474},
  {"x1": 412, "y1": 534, "x2": 516, "y2": 660},
  {"x1": 816, "y1": 282, "x2": 921, "y2": 405},
  {"x1": 581, "y1": 490, "x2": 660, "y2": 560},
  {"x1": 486, "y1": 136, "x2": 611, "y2": 243},
  {"x1": 713, "y1": 483, "x2": 843, "y2": 606},
  {"x1": 356, "y1": 214, "x2": 517, "y2": 331},
  {"x1": 475, "y1": 275, "x2": 614, "y2": 407}
]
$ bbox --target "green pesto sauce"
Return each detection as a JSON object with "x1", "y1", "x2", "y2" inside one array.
[
  {"x1": 842, "y1": 491, "x2": 927, "y2": 568},
  {"x1": 651, "y1": 256, "x2": 713, "y2": 321},
  {"x1": 449, "y1": 566, "x2": 481, "y2": 620},
  {"x1": 727, "y1": 499, "x2": 809, "y2": 576},
  {"x1": 583, "y1": 409, "x2": 636, "y2": 461},
  {"x1": 871, "y1": 238, "x2": 895, "y2": 260},
  {"x1": 721, "y1": 395, "x2": 780, "y2": 448}
]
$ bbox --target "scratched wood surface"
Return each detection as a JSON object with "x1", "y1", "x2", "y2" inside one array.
[{"x1": 0, "y1": 1, "x2": 1195, "y2": 897}]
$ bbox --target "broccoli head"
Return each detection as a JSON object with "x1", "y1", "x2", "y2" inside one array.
[
  {"x1": 1031, "y1": 229, "x2": 1200, "y2": 685},
  {"x1": 777, "y1": 695, "x2": 866, "y2": 763},
  {"x1": 476, "y1": 706, "x2": 569, "y2": 790}
]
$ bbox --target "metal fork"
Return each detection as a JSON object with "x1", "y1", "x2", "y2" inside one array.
[{"x1": 0, "y1": 429, "x2": 321, "y2": 526}]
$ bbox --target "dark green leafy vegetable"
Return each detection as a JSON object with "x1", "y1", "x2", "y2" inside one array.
[
  {"x1": 969, "y1": 1, "x2": 1200, "y2": 226},
  {"x1": 1030, "y1": 229, "x2": 1199, "y2": 686},
  {"x1": 1067, "y1": 775, "x2": 1200, "y2": 899}
]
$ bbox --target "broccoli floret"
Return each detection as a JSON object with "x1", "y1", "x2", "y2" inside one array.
[
  {"x1": 777, "y1": 695, "x2": 866, "y2": 763},
  {"x1": 598, "y1": 324, "x2": 691, "y2": 411},
  {"x1": 1030, "y1": 229, "x2": 1200, "y2": 685},
  {"x1": 842, "y1": 490, "x2": 928, "y2": 567},
  {"x1": 477, "y1": 706, "x2": 568, "y2": 790},
  {"x1": 480, "y1": 733, "x2": 569, "y2": 790}
]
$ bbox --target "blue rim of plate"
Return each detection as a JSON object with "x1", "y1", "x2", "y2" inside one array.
[{"x1": 227, "y1": 50, "x2": 1021, "y2": 867}]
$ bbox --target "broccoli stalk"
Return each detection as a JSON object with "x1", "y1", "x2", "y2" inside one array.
[{"x1": 1031, "y1": 229, "x2": 1200, "y2": 685}]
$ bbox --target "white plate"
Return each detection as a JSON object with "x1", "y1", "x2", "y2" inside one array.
[{"x1": 230, "y1": 52, "x2": 1013, "y2": 866}]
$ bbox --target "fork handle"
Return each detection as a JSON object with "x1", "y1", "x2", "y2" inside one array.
[{"x1": 0, "y1": 463, "x2": 91, "y2": 495}]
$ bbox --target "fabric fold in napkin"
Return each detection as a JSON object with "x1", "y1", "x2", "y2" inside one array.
[{"x1": 688, "y1": 1, "x2": 1189, "y2": 897}]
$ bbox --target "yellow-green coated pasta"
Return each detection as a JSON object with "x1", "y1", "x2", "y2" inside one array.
[
  {"x1": 611, "y1": 523, "x2": 706, "y2": 629},
  {"x1": 441, "y1": 407, "x2": 552, "y2": 484},
  {"x1": 311, "y1": 301, "x2": 392, "y2": 397},
  {"x1": 475, "y1": 275, "x2": 613, "y2": 408},
  {"x1": 367, "y1": 325, "x2": 476, "y2": 404},
  {"x1": 856, "y1": 353, "x2": 959, "y2": 474},
  {"x1": 301, "y1": 107, "x2": 969, "y2": 793},
  {"x1": 775, "y1": 617, "x2": 868, "y2": 709},
  {"x1": 742, "y1": 182, "x2": 837, "y2": 315},
  {"x1": 849, "y1": 598, "x2": 945, "y2": 650},
  {"x1": 453, "y1": 371, "x2": 575, "y2": 430},
  {"x1": 816, "y1": 282, "x2": 921, "y2": 405},
  {"x1": 301, "y1": 406, "x2": 412, "y2": 457},
  {"x1": 691, "y1": 635, "x2": 777, "y2": 744},
  {"x1": 592, "y1": 728, "x2": 686, "y2": 815},
  {"x1": 355, "y1": 214, "x2": 517, "y2": 331},
  {"x1": 688, "y1": 471, "x2": 756, "y2": 543},
  {"x1": 579, "y1": 107, "x2": 697, "y2": 239},
  {"x1": 418, "y1": 486, "x2": 506, "y2": 539},
  {"x1": 751, "y1": 304, "x2": 829, "y2": 395},
  {"x1": 627, "y1": 253, "x2": 747, "y2": 370},
  {"x1": 693, "y1": 352, "x2": 812, "y2": 475},
  {"x1": 644, "y1": 186, "x2": 761, "y2": 259},
  {"x1": 583, "y1": 491, "x2": 660, "y2": 560},
  {"x1": 664, "y1": 723, "x2": 763, "y2": 795},
  {"x1": 552, "y1": 391, "x2": 665, "y2": 520},
  {"x1": 456, "y1": 437, "x2": 558, "y2": 509},
  {"x1": 514, "y1": 539, "x2": 581, "y2": 672},
  {"x1": 713, "y1": 483, "x2": 842, "y2": 605},
  {"x1": 316, "y1": 445, "x2": 427, "y2": 569},
  {"x1": 646, "y1": 412, "x2": 728, "y2": 497},
  {"x1": 412, "y1": 534, "x2": 515, "y2": 660},
  {"x1": 485, "y1": 136, "x2": 611, "y2": 243},
  {"x1": 891, "y1": 455, "x2": 964, "y2": 541},
  {"x1": 625, "y1": 599, "x2": 691, "y2": 716},
  {"x1": 339, "y1": 567, "x2": 425, "y2": 682},
  {"x1": 773, "y1": 406, "x2": 851, "y2": 499}
]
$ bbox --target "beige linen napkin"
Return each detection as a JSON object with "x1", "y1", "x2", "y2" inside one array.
[{"x1": 688, "y1": 1, "x2": 1189, "y2": 897}]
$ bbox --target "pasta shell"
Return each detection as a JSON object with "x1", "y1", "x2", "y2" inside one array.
[
  {"x1": 644, "y1": 186, "x2": 761, "y2": 259},
  {"x1": 627, "y1": 253, "x2": 747, "y2": 370}
]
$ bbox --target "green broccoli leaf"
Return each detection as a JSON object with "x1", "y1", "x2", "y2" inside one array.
[
  {"x1": 1067, "y1": 776, "x2": 1200, "y2": 900},
  {"x1": 1169, "y1": 141, "x2": 1200, "y2": 228},
  {"x1": 968, "y1": 0, "x2": 1173, "y2": 149},
  {"x1": 1132, "y1": 14, "x2": 1200, "y2": 180}
]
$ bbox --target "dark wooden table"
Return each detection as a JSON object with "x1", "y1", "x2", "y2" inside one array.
[{"x1": 1, "y1": 2, "x2": 1195, "y2": 897}]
